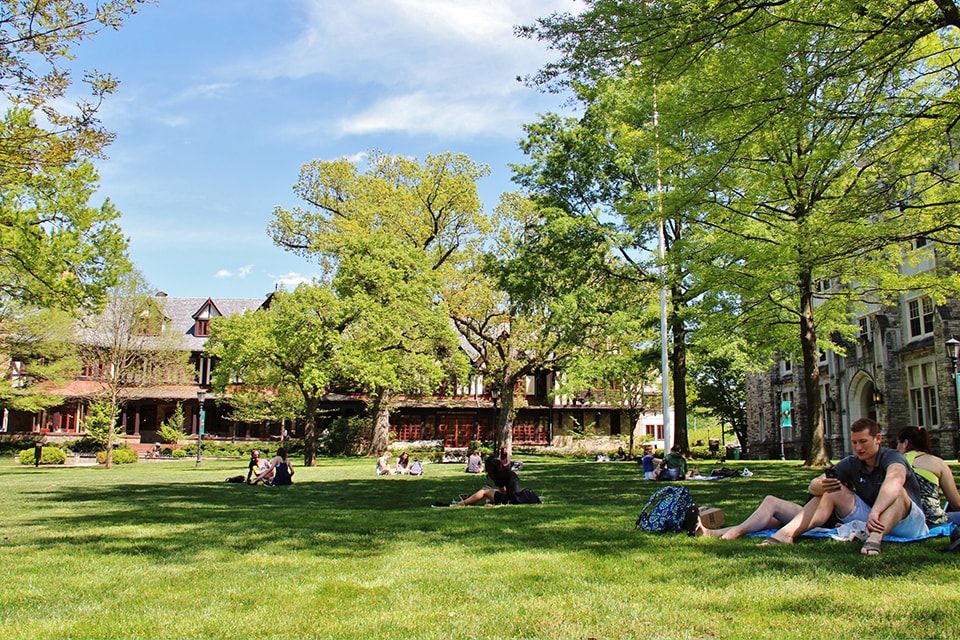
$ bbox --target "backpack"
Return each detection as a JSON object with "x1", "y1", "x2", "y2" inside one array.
[{"x1": 636, "y1": 485, "x2": 699, "y2": 535}]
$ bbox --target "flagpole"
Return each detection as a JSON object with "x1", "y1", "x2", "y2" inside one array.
[{"x1": 653, "y1": 83, "x2": 672, "y2": 452}]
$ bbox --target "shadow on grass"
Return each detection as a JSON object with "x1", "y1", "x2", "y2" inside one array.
[{"x1": 12, "y1": 458, "x2": 958, "y2": 585}]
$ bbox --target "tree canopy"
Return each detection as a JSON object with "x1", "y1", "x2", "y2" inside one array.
[{"x1": 521, "y1": 0, "x2": 960, "y2": 464}]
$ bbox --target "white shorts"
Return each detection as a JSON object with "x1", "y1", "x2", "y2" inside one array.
[{"x1": 839, "y1": 494, "x2": 929, "y2": 539}]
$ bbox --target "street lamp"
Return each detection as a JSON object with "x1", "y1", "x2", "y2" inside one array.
[
  {"x1": 196, "y1": 389, "x2": 206, "y2": 468},
  {"x1": 774, "y1": 377, "x2": 786, "y2": 460},
  {"x1": 824, "y1": 396, "x2": 836, "y2": 438},
  {"x1": 490, "y1": 387, "x2": 500, "y2": 444},
  {"x1": 946, "y1": 337, "x2": 960, "y2": 458}
]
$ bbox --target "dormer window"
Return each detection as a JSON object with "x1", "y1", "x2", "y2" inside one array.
[
  {"x1": 192, "y1": 299, "x2": 222, "y2": 337},
  {"x1": 135, "y1": 304, "x2": 166, "y2": 336}
]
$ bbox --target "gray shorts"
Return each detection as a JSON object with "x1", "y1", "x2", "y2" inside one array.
[{"x1": 839, "y1": 494, "x2": 929, "y2": 539}]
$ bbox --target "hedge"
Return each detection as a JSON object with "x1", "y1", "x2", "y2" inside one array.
[{"x1": 18, "y1": 446, "x2": 68, "y2": 466}]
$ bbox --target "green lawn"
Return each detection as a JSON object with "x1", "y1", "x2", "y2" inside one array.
[{"x1": 2, "y1": 455, "x2": 959, "y2": 639}]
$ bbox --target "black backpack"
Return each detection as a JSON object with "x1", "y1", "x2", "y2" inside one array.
[{"x1": 636, "y1": 485, "x2": 699, "y2": 535}]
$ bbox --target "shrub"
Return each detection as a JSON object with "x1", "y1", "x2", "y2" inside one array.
[
  {"x1": 83, "y1": 399, "x2": 122, "y2": 447},
  {"x1": 171, "y1": 448, "x2": 187, "y2": 458},
  {"x1": 0, "y1": 437, "x2": 43, "y2": 457},
  {"x1": 62, "y1": 437, "x2": 104, "y2": 454},
  {"x1": 96, "y1": 446, "x2": 138, "y2": 465},
  {"x1": 321, "y1": 416, "x2": 368, "y2": 456},
  {"x1": 19, "y1": 446, "x2": 67, "y2": 465},
  {"x1": 156, "y1": 404, "x2": 187, "y2": 444},
  {"x1": 688, "y1": 445, "x2": 714, "y2": 460}
]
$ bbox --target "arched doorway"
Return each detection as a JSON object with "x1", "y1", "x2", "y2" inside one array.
[{"x1": 846, "y1": 371, "x2": 881, "y2": 456}]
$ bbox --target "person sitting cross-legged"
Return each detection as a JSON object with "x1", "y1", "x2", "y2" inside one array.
[{"x1": 760, "y1": 418, "x2": 928, "y2": 556}]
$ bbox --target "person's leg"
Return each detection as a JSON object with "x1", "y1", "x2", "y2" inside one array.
[
  {"x1": 454, "y1": 487, "x2": 495, "y2": 506},
  {"x1": 700, "y1": 496, "x2": 805, "y2": 540},
  {"x1": 948, "y1": 510, "x2": 960, "y2": 526},
  {"x1": 864, "y1": 491, "x2": 925, "y2": 555},
  {"x1": 765, "y1": 488, "x2": 856, "y2": 544}
]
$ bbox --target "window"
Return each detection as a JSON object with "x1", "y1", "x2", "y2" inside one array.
[
  {"x1": 907, "y1": 362, "x2": 939, "y2": 428},
  {"x1": 908, "y1": 297, "x2": 934, "y2": 339},
  {"x1": 912, "y1": 237, "x2": 929, "y2": 250},
  {"x1": 195, "y1": 319, "x2": 210, "y2": 337},
  {"x1": 858, "y1": 317, "x2": 872, "y2": 342}
]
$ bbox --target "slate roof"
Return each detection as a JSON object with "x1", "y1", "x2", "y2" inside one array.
[{"x1": 156, "y1": 295, "x2": 270, "y2": 351}]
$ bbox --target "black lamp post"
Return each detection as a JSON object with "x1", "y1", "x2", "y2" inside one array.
[
  {"x1": 196, "y1": 389, "x2": 206, "y2": 468},
  {"x1": 490, "y1": 387, "x2": 500, "y2": 445},
  {"x1": 824, "y1": 396, "x2": 836, "y2": 437},
  {"x1": 946, "y1": 338, "x2": 960, "y2": 458},
  {"x1": 774, "y1": 378, "x2": 785, "y2": 460}
]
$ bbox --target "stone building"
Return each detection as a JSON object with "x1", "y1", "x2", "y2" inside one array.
[{"x1": 745, "y1": 246, "x2": 960, "y2": 461}]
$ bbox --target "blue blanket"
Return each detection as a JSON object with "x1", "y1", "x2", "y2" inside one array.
[{"x1": 747, "y1": 522, "x2": 955, "y2": 542}]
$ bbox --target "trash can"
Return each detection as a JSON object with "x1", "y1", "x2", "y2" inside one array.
[{"x1": 727, "y1": 445, "x2": 741, "y2": 460}]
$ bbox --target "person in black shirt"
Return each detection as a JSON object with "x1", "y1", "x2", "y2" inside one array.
[{"x1": 453, "y1": 456, "x2": 533, "y2": 506}]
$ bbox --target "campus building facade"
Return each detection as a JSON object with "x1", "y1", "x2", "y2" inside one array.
[
  {"x1": 3, "y1": 294, "x2": 657, "y2": 451},
  {"x1": 745, "y1": 244, "x2": 960, "y2": 461}
]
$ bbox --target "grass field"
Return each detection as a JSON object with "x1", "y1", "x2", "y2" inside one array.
[{"x1": 2, "y1": 455, "x2": 959, "y2": 639}]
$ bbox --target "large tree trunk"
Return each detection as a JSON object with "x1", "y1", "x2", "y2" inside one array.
[
  {"x1": 497, "y1": 379, "x2": 517, "y2": 458},
  {"x1": 800, "y1": 281, "x2": 830, "y2": 466},
  {"x1": 670, "y1": 300, "x2": 689, "y2": 452},
  {"x1": 302, "y1": 395, "x2": 321, "y2": 466},
  {"x1": 370, "y1": 386, "x2": 393, "y2": 457}
]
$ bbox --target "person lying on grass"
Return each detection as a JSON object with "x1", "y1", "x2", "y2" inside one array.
[
  {"x1": 704, "y1": 418, "x2": 927, "y2": 555},
  {"x1": 451, "y1": 456, "x2": 538, "y2": 506}
]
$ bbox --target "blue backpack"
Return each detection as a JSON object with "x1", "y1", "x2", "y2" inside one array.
[{"x1": 636, "y1": 485, "x2": 699, "y2": 535}]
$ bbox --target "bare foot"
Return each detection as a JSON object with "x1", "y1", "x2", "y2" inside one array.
[{"x1": 758, "y1": 534, "x2": 793, "y2": 546}]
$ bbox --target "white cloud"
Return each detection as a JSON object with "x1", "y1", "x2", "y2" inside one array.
[
  {"x1": 214, "y1": 269, "x2": 233, "y2": 278},
  {"x1": 243, "y1": 0, "x2": 578, "y2": 139},
  {"x1": 271, "y1": 272, "x2": 313, "y2": 289}
]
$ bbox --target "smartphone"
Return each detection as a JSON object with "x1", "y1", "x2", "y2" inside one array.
[{"x1": 824, "y1": 468, "x2": 838, "y2": 479}]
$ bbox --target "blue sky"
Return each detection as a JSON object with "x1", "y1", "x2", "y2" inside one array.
[{"x1": 72, "y1": 0, "x2": 580, "y2": 299}]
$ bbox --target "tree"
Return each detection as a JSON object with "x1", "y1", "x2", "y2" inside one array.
[
  {"x1": 0, "y1": 1, "x2": 142, "y2": 311},
  {"x1": 76, "y1": 270, "x2": 190, "y2": 467},
  {"x1": 268, "y1": 151, "x2": 484, "y2": 455},
  {"x1": 691, "y1": 355, "x2": 748, "y2": 454},
  {"x1": 156, "y1": 403, "x2": 186, "y2": 444},
  {"x1": 0, "y1": 302, "x2": 80, "y2": 416},
  {"x1": 523, "y1": 1, "x2": 960, "y2": 464},
  {"x1": 513, "y1": 74, "x2": 718, "y2": 453},
  {"x1": 448, "y1": 194, "x2": 626, "y2": 456},
  {"x1": 0, "y1": 1, "x2": 146, "y2": 174},
  {"x1": 207, "y1": 284, "x2": 347, "y2": 466},
  {"x1": 0, "y1": 150, "x2": 129, "y2": 313}
]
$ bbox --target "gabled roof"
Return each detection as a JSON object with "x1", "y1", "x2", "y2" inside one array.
[{"x1": 159, "y1": 296, "x2": 270, "y2": 351}]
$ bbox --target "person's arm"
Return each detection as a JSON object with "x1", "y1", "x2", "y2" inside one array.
[
  {"x1": 935, "y1": 459, "x2": 960, "y2": 510},
  {"x1": 256, "y1": 456, "x2": 279, "y2": 481}
]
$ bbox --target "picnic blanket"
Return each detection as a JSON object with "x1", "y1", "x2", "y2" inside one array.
[{"x1": 747, "y1": 521, "x2": 955, "y2": 543}]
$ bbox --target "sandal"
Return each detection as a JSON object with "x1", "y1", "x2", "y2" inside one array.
[{"x1": 861, "y1": 540, "x2": 882, "y2": 556}]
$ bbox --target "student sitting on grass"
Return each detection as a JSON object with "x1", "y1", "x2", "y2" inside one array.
[
  {"x1": 658, "y1": 445, "x2": 688, "y2": 480},
  {"x1": 246, "y1": 449, "x2": 272, "y2": 484},
  {"x1": 759, "y1": 418, "x2": 926, "y2": 555},
  {"x1": 256, "y1": 447, "x2": 294, "y2": 486},
  {"x1": 376, "y1": 451, "x2": 395, "y2": 476},
  {"x1": 896, "y1": 426, "x2": 960, "y2": 526}
]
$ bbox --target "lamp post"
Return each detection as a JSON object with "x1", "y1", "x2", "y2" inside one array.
[
  {"x1": 774, "y1": 378, "x2": 785, "y2": 460},
  {"x1": 196, "y1": 389, "x2": 206, "y2": 468},
  {"x1": 490, "y1": 387, "x2": 500, "y2": 446},
  {"x1": 946, "y1": 337, "x2": 960, "y2": 458}
]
